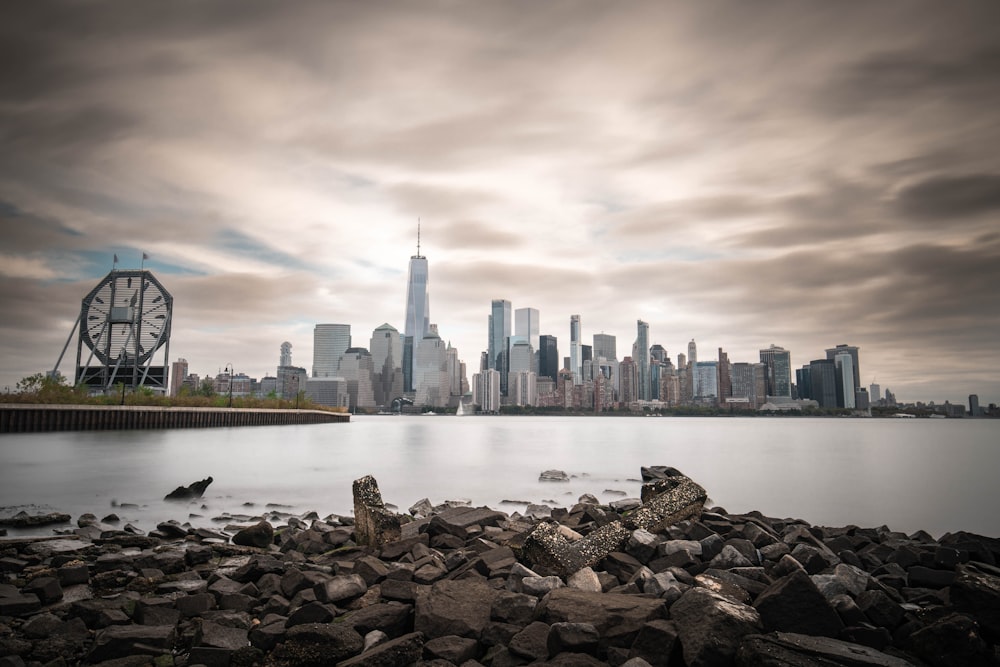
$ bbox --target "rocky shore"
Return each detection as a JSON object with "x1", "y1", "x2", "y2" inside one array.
[{"x1": 2, "y1": 467, "x2": 999, "y2": 667}]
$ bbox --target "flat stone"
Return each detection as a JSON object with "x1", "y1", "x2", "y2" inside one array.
[
  {"x1": 88, "y1": 624, "x2": 176, "y2": 663},
  {"x1": 536, "y1": 588, "x2": 666, "y2": 648},
  {"x1": 0, "y1": 593, "x2": 41, "y2": 616},
  {"x1": 278, "y1": 622, "x2": 364, "y2": 665},
  {"x1": 671, "y1": 587, "x2": 762, "y2": 667},
  {"x1": 547, "y1": 621, "x2": 600, "y2": 657},
  {"x1": 737, "y1": 632, "x2": 915, "y2": 666},
  {"x1": 509, "y1": 621, "x2": 552, "y2": 661},
  {"x1": 415, "y1": 579, "x2": 499, "y2": 640},
  {"x1": 424, "y1": 635, "x2": 481, "y2": 664},
  {"x1": 337, "y1": 631, "x2": 424, "y2": 667}
]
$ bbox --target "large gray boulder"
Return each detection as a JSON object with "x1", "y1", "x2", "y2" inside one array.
[
  {"x1": 535, "y1": 588, "x2": 666, "y2": 648},
  {"x1": 671, "y1": 587, "x2": 763, "y2": 667},
  {"x1": 753, "y1": 570, "x2": 844, "y2": 638},
  {"x1": 415, "y1": 579, "x2": 499, "y2": 639}
]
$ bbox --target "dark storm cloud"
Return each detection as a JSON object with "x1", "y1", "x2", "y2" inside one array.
[{"x1": 895, "y1": 174, "x2": 1000, "y2": 222}]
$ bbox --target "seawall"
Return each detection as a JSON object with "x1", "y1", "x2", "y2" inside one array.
[{"x1": 0, "y1": 404, "x2": 349, "y2": 433}]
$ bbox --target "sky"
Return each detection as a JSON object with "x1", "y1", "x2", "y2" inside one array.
[{"x1": 1, "y1": 1, "x2": 998, "y2": 405}]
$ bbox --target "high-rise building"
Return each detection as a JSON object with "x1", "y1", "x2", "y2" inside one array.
[
  {"x1": 731, "y1": 362, "x2": 767, "y2": 408},
  {"x1": 509, "y1": 370, "x2": 537, "y2": 407},
  {"x1": 473, "y1": 369, "x2": 501, "y2": 413},
  {"x1": 619, "y1": 357, "x2": 638, "y2": 405},
  {"x1": 634, "y1": 320, "x2": 651, "y2": 401},
  {"x1": 796, "y1": 366, "x2": 812, "y2": 400},
  {"x1": 649, "y1": 344, "x2": 667, "y2": 363},
  {"x1": 313, "y1": 324, "x2": 351, "y2": 377},
  {"x1": 414, "y1": 332, "x2": 449, "y2": 407},
  {"x1": 514, "y1": 308, "x2": 540, "y2": 352},
  {"x1": 488, "y1": 299, "x2": 512, "y2": 394},
  {"x1": 279, "y1": 342, "x2": 292, "y2": 368},
  {"x1": 339, "y1": 347, "x2": 376, "y2": 409},
  {"x1": 570, "y1": 315, "x2": 582, "y2": 385},
  {"x1": 446, "y1": 343, "x2": 463, "y2": 399},
  {"x1": 370, "y1": 323, "x2": 403, "y2": 408},
  {"x1": 834, "y1": 352, "x2": 856, "y2": 409},
  {"x1": 809, "y1": 359, "x2": 838, "y2": 408},
  {"x1": 693, "y1": 361, "x2": 718, "y2": 400},
  {"x1": 687, "y1": 339, "x2": 698, "y2": 365},
  {"x1": 717, "y1": 348, "x2": 732, "y2": 404},
  {"x1": 969, "y1": 394, "x2": 981, "y2": 416},
  {"x1": 826, "y1": 344, "x2": 860, "y2": 392},
  {"x1": 869, "y1": 382, "x2": 881, "y2": 403},
  {"x1": 169, "y1": 358, "x2": 188, "y2": 397},
  {"x1": 306, "y1": 377, "x2": 348, "y2": 408},
  {"x1": 538, "y1": 335, "x2": 559, "y2": 383},
  {"x1": 403, "y1": 230, "x2": 430, "y2": 392},
  {"x1": 593, "y1": 333, "x2": 617, "y2": 362},
  {"x1": 759, "y1": 344, "x2": 791, "y2": 398}
]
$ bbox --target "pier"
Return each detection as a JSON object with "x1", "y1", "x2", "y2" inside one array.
[{"x1": 0, "y1": 404, "x2": 349, "y2": 433}]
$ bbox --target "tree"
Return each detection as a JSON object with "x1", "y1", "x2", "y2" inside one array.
[{"x1": 198, "y1": 377, "x2": 217, "y2": 397}]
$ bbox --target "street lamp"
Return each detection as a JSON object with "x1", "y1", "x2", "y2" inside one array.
[
  {"x1": 225, "y1": 363, "x2": 234, "y2": 408},
  {"x1": 293, "y1": 375, "x2": 300, "y2": 409}
]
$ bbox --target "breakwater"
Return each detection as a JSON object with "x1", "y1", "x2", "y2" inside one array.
[{"x1": 0, "y1": 404, "x2": 349, "y2": 433}]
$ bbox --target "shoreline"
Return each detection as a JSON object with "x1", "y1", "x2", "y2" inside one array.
[{"x1": 1, "y1": 469, "x2": 999, "y2": 666}]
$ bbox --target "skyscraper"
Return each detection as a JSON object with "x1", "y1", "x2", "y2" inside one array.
[
  {"x1": 759, "y1": 344, "x2": 791, "y2": 398},
  {"x1": 570, "y1": 315, "x2": 582, "y2": 385},
  {"x1": 809, "y1": 359, "x2": 838, "y2": 408},
  {"x1": 403, "y1": 229, "x2": 430, "y2": 392},
  {"x1": 313, "y1": 324, "x2": 351, "y2": 377},
  {"x1": 414, "y1": 331, "x2": 449, "y2": 407},
  {"x1": 370, "y1": 323, "x2": 403, "y2": 407},
  {"x1": 514, "y1": 307, "x2": 540, "y2": 352},
  {"x1": 834, "y1": 352, "x2": 856, "y2": 409},
  {"x1": 488, "y1": 299, "x2": 512, "y2": 394},
  {"x1": 169, "y1": 358, "x2": 188, "y2": 397},
  {"x1": 634, "y1": 320, "x2": 651, "y2": 400},
  {"x1": 279, "y1": 342, "x2": 292, "y2": 368},
  {"x1": 687, "y1": 339, "x2": 698, "y2": 365},
  {"x1": 538, "y1": 335, "x2": 558, "y2": 383},
  {"x1": 339, "y1": 347, "x2": 376, "y2": 409},
  {"x1": 826, "y1": 344, "x2": 860, "y2": 393},
  {"x1": 593, "y1": 333, "x2": 617, "y2": 362}
]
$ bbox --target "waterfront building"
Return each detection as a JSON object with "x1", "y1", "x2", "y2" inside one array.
[
  {"x1": 619, "y1": 356, "x2": 638, "y2": 405},
  {"x1": 446, "y1": 343, "x2": 464, "y2": 400},
  {"x1": 593, "y1": 333, "x2": 617, "y2": 362},
  {"x1": 403, "y1": 232, "x2": 430, "y2": 392},
  {"x1": 306, "y1": 376, "x2": 348, "y2": 408},
  {"x1": 338, "y1": 347, "x2": 376, "y2": 409},
  {"x1": 259, "y1": 376, "x2": 277, "y2": 397},
  {"x1": 509, "y1": 370, "x2": 537, "y2": 407},
  {"x1": 488, "y1": 299, "x2": 512, "y2": 394},
  {"x1": 826, "y1": 344, "x2": 860, "y2": 393},
  {"x1": 717, "y1": 348, "x2": 732, "y2": 405},
  {"x1": 970, "y1": 394, "x2": 981, "y2": 416},
  {"x1": 279, "y1": 342, "x2": 292, "y2": 368},
  {"x1": 313, "y1": 324, "x2": 351, "y2": 378},
  {"x1": 414, "y1": 332, "x2": 449, "y2": 407},
  {"x1": 514, "y1": 307, "x2": 540, "y2": 355},
  {"x1": 538, "y1": 335, "x2": 559, "y2": 383},
  {"x1": 370, "y1": 323, "x2": 403, "y2": 408},
  {"x1": 834, "y1": 352, "x2": 856, "y2": 409},
  {"x1": 635, "y1": 320, "x2": 651, "y2": 401},
  {"x1": 570, "y1": 315, "x2": 582, "y2": 385},
  {"x1": 687, "y1": 339, "x2": 698, "y2": 365},
  {"x1": 808, "y1": 359, "x2": 838, "y2": 408},
  {"x1": 870, "y1": 382, "x2": 881, "y2": 403},
  {"x1": 277, "y1": 365, "x2": 307, "y2": 400},
  {"x1": 759, "y1": 344, "x2": 792, "y2": 398},
  {"x1": 693, "y1": 361, "x2": 718, "y2": 401},
  {"x1": 169, "y1": 358, "x2": 188, "y2": 397},
  {"x1": 473, "y1": 368, "x2": 501, "y2": 412}
]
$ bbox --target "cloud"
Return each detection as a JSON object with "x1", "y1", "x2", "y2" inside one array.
[{"x1": 895, "y1": 174, "x2": 1000, "y2": 222}]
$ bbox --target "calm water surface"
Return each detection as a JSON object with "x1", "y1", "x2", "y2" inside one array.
[{"x1": 1, "y1": 416, "x2": 996, "y2": 539}]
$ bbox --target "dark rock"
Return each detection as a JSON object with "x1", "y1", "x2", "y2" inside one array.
[
  {"x1": 286, "y1": 601, "x2": 334, "y2": 626},
  {"x1": 951, "y1": 563, "x2": 1000, "y2": 641},
  {"x1": 355, "y1": 555, "x2": 391, "y2": 585},
  {"x1": 907, "y1": 565, "x2": 955, "y2": 589},
  {"x1": 753, "y1": 570, "x2": 844, "y2": 638},
  {"x1": 353, "y1": 475, "x2": 402, "y2": 549},
  {"x1": 736, "y1": 631, "x2": 915, "y2": 666},
  {"x1": 155, "y1": 520, "x2": 189, "y2": 539},
  {"x1": 337, "y1": 631, "x2": 424, "y2": 666},
  {"x1": 232, "y1": 520, "x2": 274, "y2": 548},
  {"x1": 195, "y1": 619, "x2": 249, "y2": 652},
  {"x1": 423, "y1": 634, "x2": 480, "y2": 663},
  {"x1": 508, "y1": 621, "x2": 552, "y2": 661},
  {"x1": 232, "y1": 554, "x2": 285, "y2": 583},
  {"x1": 88, "y1": 624, "x2": 176, "y2": 663},
  {"x1": 415, "y1": 579, "x2": 499, "y2": 639},
  {"x1": 276, "y1": 622, "x2": 364, "y2": 665},
  {"x1": 536, "y1": 588, "x2": 666, "y2": 648},
  {"x1": 671, "y1": 587, "x2": 763, "y2": 667},
  {"x1": 906, "y1": 612, "x2": 993, "y2": 667},
  {"x1": 0, "y1": 593, "x2": 41, "y2": 616},
  {"x1": 539, "y1": 470, "x2": 570, "y2": 482},
  {"x1": 492, "y1": 591, "x2": 538, "y2": 625},
  {"x1": 164, "y1": 476, "x2": 213, "y2": 501},
  {"x1": 547, "y1": 621, "x2": 600, "y2": 657},
  {"x1": 249, "y1": 617, "x2": 287, "y2": 651},
  {"x1": 176, "y1": 592, "x2": 217, "y2": 617},
  {"x1": 856, "y1": 590, "x2": 906, "y2": 630},
  {"x1": 314, "y1": 573, "x2": 368, "y2": 604},
  {"x1": 342, "y1": 602, "x2": 414, "y2": 638},
  {"x1": 427, "y1": 506, "x2": 507, "y2": 540},
  {"x1": 522, "y1": 520, "x2": 630, "y2": 577},
  {"x1": 628, "y1": 619, "x2": 679, "y2": 667},
  {"x1": 0, "y1": 511, "x2": 71, "y2": 527}
]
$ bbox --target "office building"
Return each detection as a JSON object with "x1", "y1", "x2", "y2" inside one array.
[
  {"x1": 635, "y1": 320, "x2": 651, "y2": 400},
  {"x1": 970, "y1": 394, "x2": 981, "y2": 416},
  {"x1": 826, "y1": 344, "x2": 860, "y2": 392},
  {"x1": 339, "y1": 347, "x2": 376, "y2": 409},
  {"x1": 808, "y1": 359, "x2": 838, "y2": 408},
  {"x1": 760, "y1": 344, "x2": 792, "y2": 398},
  {"x1": 488, "y1": 299, "x2": 512, "y2": 394},
  {"x1": 279, "y1": 342, "x2": 292, "y2": 368},
  {"x1": 693, "y1": 361, "x2": 719, "y2": 400},
  {"x1": 619, "y1": 357, "x2": 638, "y2": 405},
  {"x1": 306, "y1": 377, "x2": 348, "y2": 408},
  {"x1": 538, "y1": 335, "x2": 559, "y2": 383},
  {"x1": 593, "y1": 333, "x2": 617, "y2": 362},
  {"x1": 570, "y1": 315, "x2": 582, "y2": 385},
  {"x1": 514, "y1": 307, "x2": 540, "y2": 352},
  {"x1": 650, "y1": 344, "x2": 667, "y2": 363},
  {"x1": 169, "y1": 358, "x2": 188, "y2": 397},
  {"x1": 370, "y1": 323, "x2": 403, "y2": 407},
  {"x1": 717, "y1": 348, "x2": 732, "y2": 403},
  {"x1": 313, "y1": 324, "x2": 350, "y2": 378},
  {"x1": 687, "y1": 339, "x2": 698, "y2": 365},
  {"x1": 403, "y1": 231, "x2": 430, "y2": 392},
  {"x1": 414, "y1": 332, "x2": 449, "y2": 407},
  {"x1": 870, "y1": 382, "x2": 881, "y2": 403},
  {"x1": 509, "y1": 370, "x2": 537, "y2": 407},
  {"x1": 834, "y1": 352, "x2": 856, "y2": 408},
  {"x1": 473, "y1": 368, "x2": 501, "y2": 413}
]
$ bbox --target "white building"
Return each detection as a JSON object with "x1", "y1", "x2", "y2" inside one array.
[
  {"x1": 313, "y1": 324, "x2": 351, "y2": 377},
  {"x1": 509, "y1": 370, "x2": 537, "y2": 407},
  {"x1": 305, "y1": 377, "x2": 348, "y2": 408},
  {"x1": 473, "y1": 368, "x2": 501, "y2": 413},
  {"x1": 338, "y1": 347, "x2": 376, "y2": 409},
  {"x1": 414, "y1": 332, "x2": 449, "y2": 407}
]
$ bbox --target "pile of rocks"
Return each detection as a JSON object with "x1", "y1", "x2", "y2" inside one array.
[{"x1": 1, "y1": 467, "x2": 999, "y2": 666}]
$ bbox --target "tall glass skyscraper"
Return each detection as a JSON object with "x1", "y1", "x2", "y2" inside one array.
[
  {"x1": 489, "y1": 299, "x2": 512, "y2": 394},
  {"x1": 538, "y1": 335, "x2": 558, "y2": 383},
  {"x1": 759, "y1": 344, "x2": 792, "y2": 398},
  {"x1": 635, "y1": 320, "x2": 650, "y2": 400},
  {"x1": 403, "y1": 234, "x2": 429, "y2": 392},
  {"x1": 570, "y1": 314, "x2": 582, "y2": 385}
]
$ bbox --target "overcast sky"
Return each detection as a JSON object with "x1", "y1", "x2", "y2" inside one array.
[{"x1": 2, "y1": 1, "x2": 998, "y2": 404}]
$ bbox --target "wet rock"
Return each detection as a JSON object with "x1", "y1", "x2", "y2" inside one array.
[
  {"x1": 415, "y1": 579, "x2": 499, "y2": 639},
  {"x1": 950, "y1": 563, "x2": 1000, "y2": 641},
  {"x1": 164, "y1": 476, "x2": 213, "y2": 501},
  {"x1": 0, "y1": 592, "x2": 41, "y2": 616},
  {"x1": 354, "y1": 475, "x2": 402, "y2": 549},
  {"x1": 671, "y1": 587, "x2": 763, "y2": 667},
  {"x1": 276, "y1": 622, "x2": 364, "y2": 665},
  {"x1": 624, "y1": 474, "x2": 707, "y2": 533},
  {"x1": 337, "y1": 631, "x2": 424, "y2": 666},
  {"x1": 424, "y1": 635, "x2": 481, "y2": 663},
  {"x1": 0, "y1": 511, "x2": 71, "y2": 527},
  {"x1": 87, "y1": 624, "x2": 176, "y2": 663},
  {"x1": 736, "y1": 632, "x2": 915, "y2": 666},
  {"x1": 539, "y1": 470, "x2": 570, "y2": 482},
  {"x1": 536, "y1": 588, "x2": 666, "y2": 649},
  {"x1": 232, "y1": 520, "x2": 274, "y2": 548},
  {"x1": 753, "y1": 570, "x2": 844, "y2": 638}
]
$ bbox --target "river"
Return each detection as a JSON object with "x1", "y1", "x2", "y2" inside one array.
[{"x1": 1, "y1": 416, "x2": 996, "y2": 539}]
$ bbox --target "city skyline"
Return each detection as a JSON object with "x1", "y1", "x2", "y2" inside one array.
[{"x1": 1, "y1": 3, "x2": 998, "y2": 404}]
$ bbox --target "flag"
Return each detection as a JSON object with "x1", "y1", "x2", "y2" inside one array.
[
  {"x1": 142, "y1": 252, "x2": 149, "y2": 260},
  {"x1": 113, "y1": 253, "x2": 118, "y2": 263}
]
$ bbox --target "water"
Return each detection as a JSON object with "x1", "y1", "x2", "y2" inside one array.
[{"x1": 1, "y1": 416, "x2": 996, "y2": 539}]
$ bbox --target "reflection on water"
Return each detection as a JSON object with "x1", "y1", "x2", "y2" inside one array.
[{"x1": 1, "y1": 416, "x2": 997, "y2": 539}]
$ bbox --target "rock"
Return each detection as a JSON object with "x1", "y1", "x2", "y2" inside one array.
[
  {"x1": 709, "y1": 544, "x2": 755, "y2": 570},
  {"x1": 671, "y1": 587, "x2": 763, "y2": 667},
  {"x1": 232, "y1": 520, "x2": 273, "y2": 548},
  {"x1": 155, "y1": 520, "x2": 189, "y2": 539},
  {"x1": 509, "y1": 621, "x2": 552, "y2": 661},
  {"x1": 906, "y1": 613, "x2": 993, "y2": 667},
  {"x1": 88, "y1": 624, "x2": 176, "y2": 663},
  {"x1": 737, "y1": 632, "x2": 915, "y2": 666},
  {"x1": 424, "y1": 635, "x2": 481, "y2": 663},
  {"x1": 0, "y1": 511, "x2": 72, "y2": 527},
  {"x1": 23, "y1": 575, "x2": 63, "y2": 604},
  {"x1": 753, "y1": 570, "x2": 843, "y2": 638},
  {"x1": 0, "y1": 593, "x2": 41, "y2": 616},
  {"x1": 164, "y1": 476, "x2": 213, "y2": 501},
  {"x1": 547, "y1": 622, "x2": 600, "y2": 657},
  {"x1": 522, "y1": 520, "x2": 630, "y2": 577},
  {"x1": 624, "y1": 474, "x2": 707, "y2": 533},
  {"x1": 629, "y1": 619, "x2": 679, "y2": 667},
  {"x1": 540, "y1": 470, "x2": 570, "y2": 482},
  {"x1": 536, "y1": 588, "x2": 667, "y2": 648},
  {"x1": 950, "y1": 563, "x2": 1000, "y2": 641},
  {"x1": 856, "y1": 590, "x2": 906, "y2": 630},
  {"x1": 522, "y1": 575, "x2": 566, "y2": 597},
  {"x1": 428, "y1": 505, "x2": 507, "y2": 540},
  {"x1": 277, "y1": 622, "x2": 364, "y2": 665},
  {"x1": 415, "y1": 579, "x2": 499, "y2": 639},
  {"x1": 314, "y1": 574, "x2": 368, "y2": 604},
  {"x1": 492, "y1": 591, "x2": 538, "y2": 625},
  {"x1": 341, "y1": 602, "x2": 414, "y2": 639},
  {"x1": 337, "y1": 631, "x2": 424, "y2": 666},
  {"x1": 409, "y1": 498, "x2": 433, "y2": 517},
  {"x1": 354, "y1": 475, "x2": 402, "y2": 548},
  {"x1": 567, "y1": 567, "x2": 603, "y2": 593}
]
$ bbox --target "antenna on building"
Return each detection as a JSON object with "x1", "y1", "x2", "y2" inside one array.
[{"x1": 417, "y1": 219, "x2": 421, "y2": 257}]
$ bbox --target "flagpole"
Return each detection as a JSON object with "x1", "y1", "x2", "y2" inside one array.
[{"x1": 113, "y1": 253, "x2": 118, "y2": 273}]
